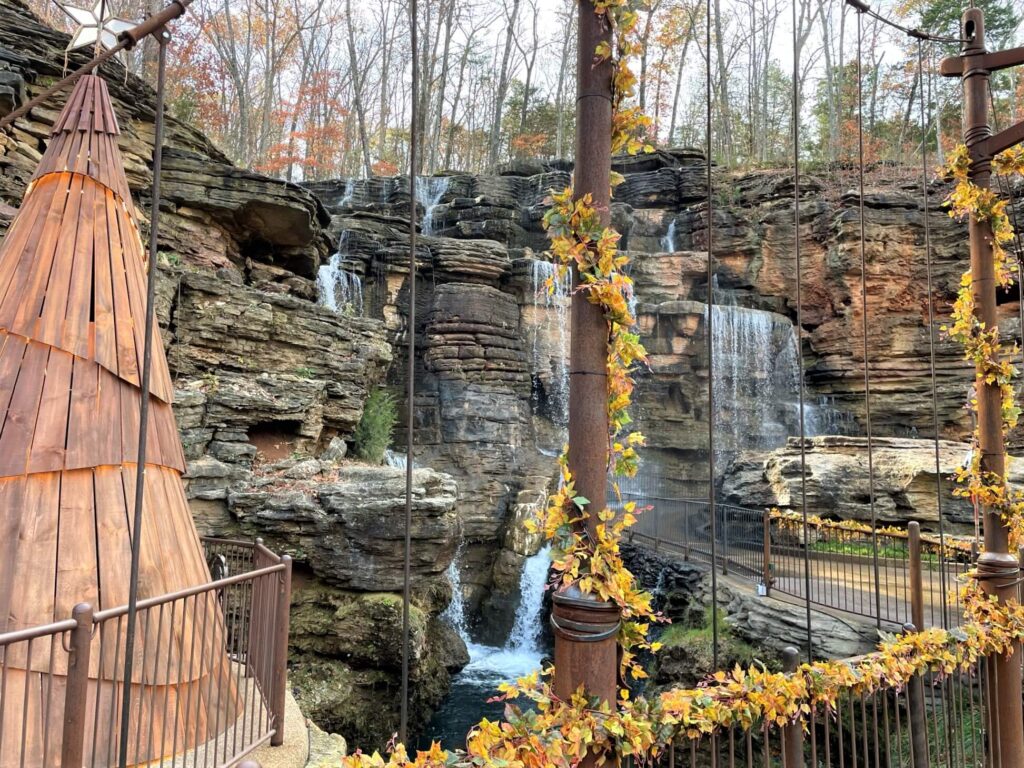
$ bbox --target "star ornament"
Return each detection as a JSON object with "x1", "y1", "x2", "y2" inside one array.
[{"x1": 55, "y1": 0, "x2": 136, "y2": 53}]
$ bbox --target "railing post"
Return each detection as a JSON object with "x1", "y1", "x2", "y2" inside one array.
[
  {"x1": 909, "y1": 522, "x2": 924, "y2": 631},
  {"x1": 904, "y1": 623, "x2": 931, "y2": 768},
  {"x1": 762, "y1": 509, "x2": 772, "y2": 596},
  {"x1": 721, "y1": 506, "x2": 729, "y2": 575},
  {"x1": 781, "y1": 647, "x2": 804, "y2": 768},
  {"x1": 270, "y1": 556, "x2": 292, "y2": 747},
  {"x1": 61, "y1": 603, "x2": 93, "y2": 768}
]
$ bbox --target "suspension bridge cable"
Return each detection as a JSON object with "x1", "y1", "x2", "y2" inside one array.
[
  {"x1": 918, "y1": 40, "x2": 951, "y2": 631},
  {"x1": 843, "y1": 0, "x2": 970, "y2": 45},
  {"x1": 792, "y1": 0, "x2": 814, "y2": 664},
  {"x1": 705, "y1": 0, "x2": 720, "y2": 672},
  {"x1": 399, "y1": 0, "x2": 419, "y2": 742},
  {"x1": 854, "y1": 6, "x2": 883, "y2": 631}
]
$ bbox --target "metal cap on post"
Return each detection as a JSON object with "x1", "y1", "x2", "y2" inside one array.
[{"x1": 550, "y1": 585, "x2": 621, "y2": 704}]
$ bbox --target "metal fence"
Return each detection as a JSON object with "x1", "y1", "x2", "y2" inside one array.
[
  {"x1": 633, "y1": 649, "x2": 990, "y2": 767},
  {"x1": 0, "y1": 538, "x2": 291, "y2": 768},
  {"x1": 625, "y1": 495, "x2": 974, "y2": 630}
]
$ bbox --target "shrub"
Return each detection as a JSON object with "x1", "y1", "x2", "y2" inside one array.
[{"x1": 352, "y1": 389, "x2": 398, "y2": 464}]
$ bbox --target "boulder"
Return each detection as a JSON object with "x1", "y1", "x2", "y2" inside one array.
[{"x1": 719, "y1": 436, "x2": 1023, "y2": 532}]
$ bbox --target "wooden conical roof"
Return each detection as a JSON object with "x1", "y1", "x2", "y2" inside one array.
[{"x1": 0, "y1": 75, "x2": 237, "y2": 766}]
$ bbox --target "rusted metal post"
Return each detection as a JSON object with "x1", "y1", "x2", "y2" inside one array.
[
  {"x1": 908, "y1": 522, "x2": 924, "y2": 631},
  {"x1": 551, "y1": 0, "x2": 620, "y2": 758},
  {"x1": 781, "y1": 647, "x2": 803, "y2": 768},
  {"x1": 904, "y1": 623, "x2": 930, "y2": 768},
  {"x1": 270, "y1": 555, "x2": 293, "y2": 747},
  {"x1": 61, "y1": 603, "x2": 93, "y2": 768},
  {"x1": 721, "y1": 508, "x2": 729, "y2": 575},
  {"x1": 762, "y1": 509, "x2": 772, "y2": 596},
  {"x1": 944, "y1": 10, "x2": 1024, "y2": 766}
]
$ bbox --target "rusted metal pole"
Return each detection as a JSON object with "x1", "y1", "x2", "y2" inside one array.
[
  {"x1": 956, "y1": 9, "x2": 1024, "y2": 766},
  {"x1": 763, "y1": 509, "x2": 772, "y2": 596},
  {"x1": 781, "y1": 647, "x2": 803, "y2": 768},
  {"x1": 270, "y1": 555, "x2": 293, "y2": 746},
  {"x1": 909, "y1": 521, "x2": 924, "y2": 631},
  {"x1": 551, "y1": 0, "x2": 620, "y2": 748},
  {"x1": 904, "y1": 623, "x2": 930, "y2": 768},
  {"x1": 60, "y1": 603, "x2": 94, "y2": 768}
]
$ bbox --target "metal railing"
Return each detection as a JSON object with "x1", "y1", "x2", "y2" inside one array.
[
  {"x1": 634, "y1": 646, "x2": 991, "y2": 767},
  {"x1": 0, "y1": 538, "x2": 291, "y2": 768},
  {"x1": 625, "y1": 495, "x2": 975, "y2": 629}
]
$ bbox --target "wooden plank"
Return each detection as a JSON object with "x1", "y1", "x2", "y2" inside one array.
[
  {"x1": 0, "y1": 476, "x2": 27, "y2": 634},
  {"x1": 0, "y1": 190, "x2": 45, "y2": 305},
  {"x1": 93, "y1": 189, "x2": 117, "y2": 376},
  {"x1": 92, "y1": 465, "x2": 131, "y2": 612},
  {"x1": 33, "y1": 173, "x2": 85, "y2": 346},
  {"x1": 0, "y1": 175, "x2": 68, "y2": 331},
  {"x1": 0, "y1": 334, "x2": 30, "y2": 429},
  {"x1": 27, "y1": 347, "x2": 72, "y2": 474},
  {"x1": 64, "y1": 347, "x2": 101, "y2": 471},
  {"x1": 94, "y1": 361, "x2": 122, "y2": 466},
  {"x1": 58, "y1": 171, "x2": 98, "y2": 360},
  {"x1": 107, "y1": 195, "x2": 140, "y2": 387},
  {"x1": 0, "y1": 342, "x2": 51, "y2": 477},
  {"x1": 9, "y1": 174, "x2": 80, "y2": 341},
  {"x1": 6, "y1": 471, "x2": 60, "y2": 635}
]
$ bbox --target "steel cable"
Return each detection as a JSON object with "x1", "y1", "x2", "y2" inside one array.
[
  {"x1": 705, "y1": 0, "x2": 719, "y2": 671},
  {"x1": 792, "y1": 0, "x2": 814, "y2": 664},
  {"x1": 918, "y1": 41, "x2": 951, "y2": 631},
  {"x1": 854, "y1": 7, "x2": 883, "y2": 631},
  {"x1": 399, "y1": 0, "x2": 419, "y2": 743}
]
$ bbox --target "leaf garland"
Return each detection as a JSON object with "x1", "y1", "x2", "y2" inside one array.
[{"x1": 943, "y1": 143, "x2": 1024, "y2": 547}]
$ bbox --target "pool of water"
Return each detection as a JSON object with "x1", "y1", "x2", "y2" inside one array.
[{"x1": 419, "y1": 547, "x2": 552, "y2": 750}]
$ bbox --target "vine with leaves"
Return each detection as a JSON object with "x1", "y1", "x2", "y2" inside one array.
[{"x1": 943, "y1": 143, "x2": 1024, "y2": 548}]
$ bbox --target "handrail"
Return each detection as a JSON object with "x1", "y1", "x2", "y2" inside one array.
[
  {"x1": 92, "y1": 561, "x2": 286, "y2": 622},
  {"x1": 0, "y1": 537, "x2": 290, "y2": 768},
  {"x1": 0, "y1": 617, "x2": 77, "y2": 645}
]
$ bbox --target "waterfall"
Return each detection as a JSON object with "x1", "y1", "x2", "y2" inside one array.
[
  {"x1": 383, "y1": 449, "x2": 408, "y2": 470},
  {"x1": 505, "y1": 545, "x2": 552, "y2": 655},
  {"x1": 442, "y1": 543, "x2": 470, "y2": 643},
  {"x1": 661, "y1": 218, "x2": 677, "y2": 252},
  {"x1": 445, "y1": 546, "x2": 551, "y2": 682},
  {"x1": 316, "y1": 234, "x2": 363, "y2": 315},
  {"x1": 709, "y1": 303, "x2": 804, "y2": 459},
  {"x1": 530, "y1": 260, "x2": 571, "y2": 426},
  {"x1": 339, "y1": 178, "x2": 355, "y2": 207},
  {"x1": 417, "y1": 176, "x2": 450, "y2": 236}
]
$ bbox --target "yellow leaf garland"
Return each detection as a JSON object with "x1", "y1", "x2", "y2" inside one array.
[{"x1": 943, "y1": 144, "x2": 1024, "y2": 548}]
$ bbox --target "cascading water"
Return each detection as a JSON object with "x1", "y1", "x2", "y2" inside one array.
[
  {"x1": 708, "y1": 299, "x2": 855, "y2": 467},
  {"x1": 424, "y1": 546, "x2": 552, "y2": 747},
  {"x1": 316, "y1": 233, "x2": 364, "y2": 315},
  {"x1": 383, "y1": 449, "x2": 409, "y2": 470},
  {"x1": 709, "y1": 302, "x2": 804, "y2": 460},
  {"x1": 661, "y1": 218, "x2": 677, "y2": 252},
  {"x1": 530, "y1": 261, "x2": 571, "y2": 426},
  {"x1": 417, "y1": 176, "x2": 451, "y2": 236},
  {"x1": 339, "y1": 178, "x2": 356, "y2": 207}
]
